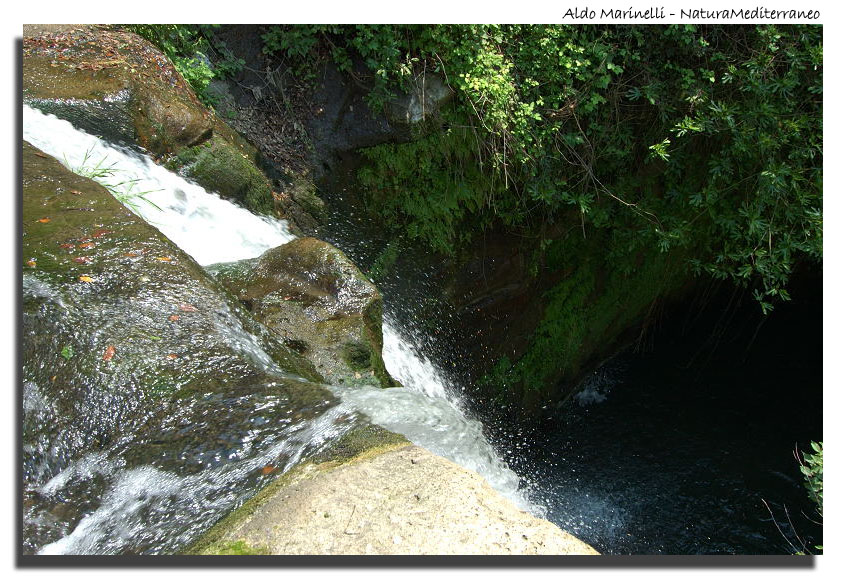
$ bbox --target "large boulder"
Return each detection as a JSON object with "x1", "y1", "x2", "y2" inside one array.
[
  {"x1": 214, "y1": 237, "x2": 399, "y2": 389},
  {"x1": 23, "y1": 25, "x2": 212, "y2": 156},
  {"x1": 22, "y1": 25, "x2": 281, "y2": 216},
  {"x1": 22, "y1": 141, "x2": 334, "y2": 547},
  {"x1": 185, "y1": 425, "x2": 598, "y2": 555}
]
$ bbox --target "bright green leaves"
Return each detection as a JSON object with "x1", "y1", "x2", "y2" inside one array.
[
  {"x1": 263, "y1": 24, "x2": 820, "y2": 315},
  {"x1": 799, "y1": 441, "x2": 823, "y2": 520}
]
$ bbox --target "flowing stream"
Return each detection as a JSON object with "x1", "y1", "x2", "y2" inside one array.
[
  {"x1": 22, "y1": 106, "x2": 536, "y2": 554},
  {"x1": 22, "y1": 105, "x2": 822, "y2": 556}
]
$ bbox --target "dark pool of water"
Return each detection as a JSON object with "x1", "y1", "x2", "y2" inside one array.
[
  {"x1": 496, "y1": 276, "x2": 823, "y2": 554},
  {"x1": 316, "y1": 161, "x2": 823, "y2": 555}
]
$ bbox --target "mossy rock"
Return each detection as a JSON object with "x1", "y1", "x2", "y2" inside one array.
[
  {"x1": 23, "y1": 27, "x2": 213, "y2": 156},
  {"x1": 23, "y1": 26, "x2": 277, "y2": 216},
  {"x1": 22, "y1": 141, "x2": 329, "y2": 487},
  {"x1": 217, "y1": 238, "x2": 400, "y2": 389},
  {"x1": 273, "y1": 175, "x2": 327, "y2": 234},
  {"x1": 168, "y1": 135, "x2": 274, "y2": 215}
]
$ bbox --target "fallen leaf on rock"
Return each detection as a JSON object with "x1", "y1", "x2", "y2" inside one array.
[
  {"x1": 34, "y1": 151, "x2": 48, "y2": 158},
  {"x1": 70, "y1": 189, "x2": 82, "y2": 196},
  {"x1": 78, "y1": 275, "x2": 94, "y2": 283},
  {"x1": 156, "y1": 256, "x2": 172, "y2": 262},
  {"x1": 92, "y1": 228, "x2": 111, "y2": 237},
  {"x1": 102, "y1": 345, "x2": 115, "y2": 361},
  {"x1": 37, "y1": 218, "x2": 50, "y2": 223},
  {"x1": 179, "y1": 303, "x2": 198, "y2": 312},
  {"x1": 73, "y1": 256, "x2": 91, "y2": 264},
  {"x1": 166, "y1": 353, "x2": 178, "y2": 360},
  {"x1": 59, "y1": 243, "x2": 75, "y2": 250},
  {"x1": 78, "y1": 242, "x2": 95, "y2": 249},
  {"x1": 123, "y1": 252, "x2": 139, "y2": 258},
  {"x1": 261, "y1": 465, "x2": 278, "y2": 475},
  {"x1": 168, "y1": 315, "x2": 180, "y2": 322}
]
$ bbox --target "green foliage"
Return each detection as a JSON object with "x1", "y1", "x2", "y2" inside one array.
[
  {"x1": 124, "y1": 25, "x2": 244, "y2": 107},
  {"x1": 367, "y1": 239, "x2": 401, "y2": 281},
  {"x1": 63, "y1": 148, "x2": 162, "y2": 215},
  {"x1": 484, "y1": 230, "x2": 682, "y2": 397},
  {"x1": 358, "y1": 127, "x2": 490, "y2": 253},
  {"x1": 799, "y1": 441, "x2": 823, "y2": 520},
  {"x1": 269, "y1": 25, "x2": 820, "y2": 312}
]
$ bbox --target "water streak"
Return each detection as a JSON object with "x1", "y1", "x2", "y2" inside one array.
[
  {"x1": 23, "y1": 105, "x2": 295, "y2": 266},
  {"x1": 23, "y1": 104, "x2": 539, "y2": 553}
]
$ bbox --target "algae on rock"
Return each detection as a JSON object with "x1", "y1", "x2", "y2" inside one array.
[
  {"x1": 22, "y1": 141, "x2": 329, "y2": 489},
  {"x1": 213, "y1": 237, "x2": 401, "y2": 390}
]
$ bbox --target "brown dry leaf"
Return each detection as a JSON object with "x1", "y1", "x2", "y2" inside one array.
[
  {"x1": 34, "y1": 151, "x2": 49, "y2": 158},
  {"x1": 37, "y1": 218, "x2": 50, "y2": 223},
  {"x1": 168, "y1": 315, "x2": 180, "y2": 322},
  {"x1": 179, "y1": 303, "x2": 198, "y2": 312},
  {"x1": 102, "y1": 345, "x2": 115, "y2": 361},
  {"x1": 26, "y1": 259, "x2": 36, "y2": 268},
  {"x1": 73, "y1": 256, "x2": 91, "y2": 264},
  {"x1": 261, "y1": 465, "x2": 277, "y2": 475},
  {"x1": 123, "y1": 252, "x2": 139, "y2": 258},
  {"x1": 92, "y1": 228, "x2": 111, "y2": 237},
  {"x1": 59, "y1": 243, "x2": 75, "y2": 250},
  {"x1": 166, "y1": 353, "x2": 178, "y2": 360},
  {"x1": 78, "y1": 242, "x2": 95, "y2": 249},
  {"x1": 156, "y1": 256, "x2": 172, "y2": 262},
  {"x1": 78, "y1": 275, "x2": 94, "y2": 283},
  {"x1": 70, "y1": 189, "x2": 82, "y2": 196}
]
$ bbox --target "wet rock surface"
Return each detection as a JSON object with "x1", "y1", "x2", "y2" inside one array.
[
  {"x1": 22, "y1": 141, "x2": 335, "y2": 553},
  {"x1": 23, "y1": 25, "x2": 285, "y2": 219},
  {"x1": 215, "y1": 238, "x2": 400, "y2": 389},
  {"x1": 23, "y1": 25, "x2": 212, "y2": 156}
]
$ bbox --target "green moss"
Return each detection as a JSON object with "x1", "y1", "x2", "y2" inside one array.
[
  {"x1": 171, "y1": 136, "x2": 274, "y2": 215},
  {"x1": 341, "y1": 341, "x2": 373, "y2": 370},
  {"x1": 212, "y1": 540, "x2": 270, "y2": 555},
  {"x1": 485, "y1": 228, "x2": 687, "y2": 405}
]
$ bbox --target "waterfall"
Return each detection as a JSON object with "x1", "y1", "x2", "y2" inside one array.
[
  {"x1": 23, "y1": 106, "x2": 295, "y2": 266},
  {"x1": 23, "y1": 105, "x2": 538, "y2": 553}
]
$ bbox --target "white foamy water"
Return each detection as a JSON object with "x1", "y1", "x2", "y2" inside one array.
[
  {"x1": 335, "y1": 320, "x2": 538, "y2": 513},
  {"x1": 24, "y1": 103, "x2": 540, "y2": 553},
  {"x1": 23, "y1": 105, "x2": 295, "y2": 266}
]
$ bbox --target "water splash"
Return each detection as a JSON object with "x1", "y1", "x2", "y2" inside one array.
[
  {"x1": 337, "y1": 319, "x2": 539, "y2": 514},
  {"x1": 23, "y1": 103, "x2": 541, "y2": 552}
]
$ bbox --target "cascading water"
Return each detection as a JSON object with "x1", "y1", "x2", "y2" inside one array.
[
  {"x1": 22, "y1": 105, "x2": 537, "y2": 554},
  {"x1": 22, "y1": 105, "x2": 296, "y2": 267}
]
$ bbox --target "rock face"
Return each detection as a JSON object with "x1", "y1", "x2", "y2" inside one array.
[
  {"x1": 303, "y1": 63, "x2": 453, "y2": 172},
  {"x1": 23, "y1": 25, "x2": 212, "y2": 156},
  {"x1": 22, "y1": 141, "x2": 330, "y2": 493},
  {"x1": 23, "y1": 25, "x2": 282, "y2": 217},
  {"x1": 186, "y1": 429, "x2": 598, "y2": 556},
  {"x1": 216, "y1": 238, "x2": 399, "y2": 389},
  {"x1": 386, "y1": 73, "x2": 453, "y2": 126}
]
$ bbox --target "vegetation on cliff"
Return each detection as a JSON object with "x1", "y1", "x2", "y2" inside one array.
[{"x1": 259, "y1": 24, "x2": 821, "y2": 315}]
